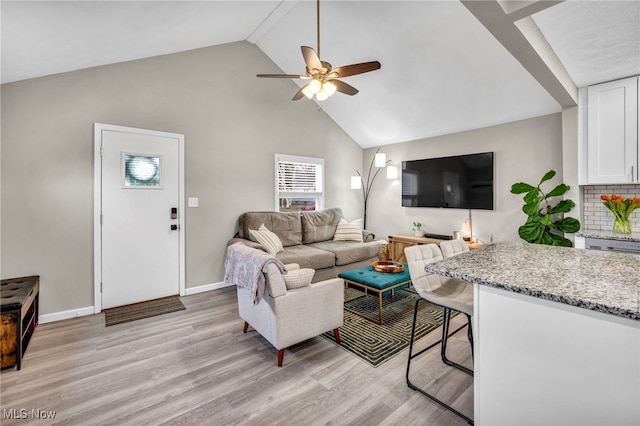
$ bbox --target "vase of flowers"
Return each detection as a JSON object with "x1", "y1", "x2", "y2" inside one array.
[{"x1": 600, "y1": 194, "x2": 640, "y2": 234}]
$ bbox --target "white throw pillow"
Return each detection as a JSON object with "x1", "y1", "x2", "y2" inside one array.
[
  {"x1": 249, "y1": 224, "x2": 284, "y2": 256},
  {"x1": 283, "y1": 268, "x2": 315, "y2": 290},
  {"x1": 333, "y1": 218, "x2": 364, "y2": 242}
]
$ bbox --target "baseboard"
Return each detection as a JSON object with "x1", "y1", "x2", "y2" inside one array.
[
  {"x1": 39, "y1": 306, "x2": 95, "y2": 324},
  {"x1": 185, "y1": 281, "x2": 233, "y2": 295},
  {"x1": 38, "y1": 283, "x2": 232, "y2": 324}
]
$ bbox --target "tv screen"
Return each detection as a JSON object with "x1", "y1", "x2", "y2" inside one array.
[{"x1": 402, "y1": 152, "x2": 494, "y2": 210}]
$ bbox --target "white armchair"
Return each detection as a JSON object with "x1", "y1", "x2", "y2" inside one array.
[{"x1": 237, "y1": 263, "x2": 344, "y2": 366}]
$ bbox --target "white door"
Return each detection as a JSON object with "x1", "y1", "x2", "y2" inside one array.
[{"x1": 94, "y1": 123, "x2": 185, "y2": 310}]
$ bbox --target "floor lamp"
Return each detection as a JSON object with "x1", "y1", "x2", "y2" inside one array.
[{"x1": 351, "y1": 147, "x2": 397, "y2": 229}]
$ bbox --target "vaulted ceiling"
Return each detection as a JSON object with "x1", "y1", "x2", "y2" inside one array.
[{"x1": 2, "y1": 1, "x2": 638, "y2": 148}]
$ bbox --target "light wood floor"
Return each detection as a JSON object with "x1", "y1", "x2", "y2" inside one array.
[{"x1": 0, "y1": 287, "x2": 473, "y2": 425}]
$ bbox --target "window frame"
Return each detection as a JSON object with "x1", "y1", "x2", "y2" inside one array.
[{"x1": 274, "y1": 154, "x2": 325, "y2": 212}]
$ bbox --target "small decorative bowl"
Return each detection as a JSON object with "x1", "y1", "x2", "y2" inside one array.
[{"x1": 372, "y1": 261, "x2": 405, "y2": 273}]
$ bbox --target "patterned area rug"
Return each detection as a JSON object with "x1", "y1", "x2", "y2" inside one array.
[
  {"x1": 321, "y1": 287, "x2": 450, "y2": 367},
  {"x1": 104, "y1": 296, "x2": 186, "y2": 326}
]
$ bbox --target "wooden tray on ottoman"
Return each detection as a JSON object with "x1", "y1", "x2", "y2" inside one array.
[{"x1": 372, "y1": 261, "x2": 405, "y2": 273}]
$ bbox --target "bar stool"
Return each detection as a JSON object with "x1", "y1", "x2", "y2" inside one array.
[
  {"x1": 404, "y1": 243, "x2": 474, "y2": 425},
  {"x1": 439, "y1": 239, "x2": 470, "y2": 259}
]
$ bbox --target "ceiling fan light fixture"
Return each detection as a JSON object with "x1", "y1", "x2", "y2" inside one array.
[
  {"x1": 316, "y1": 91, "x2": 329, "y2": 101},
  {"x1": 321, "y1": 81, "x2": 337, "y2": 97},
  {"x1": 308, "y1": 79, "x2": 322, "y2": 94},
  {"x1": 257, "y1": 0, "x2": 380, "y2": 101},
  {"x1": 301, "y1": 84, "x2": 314, "y2": 99}
]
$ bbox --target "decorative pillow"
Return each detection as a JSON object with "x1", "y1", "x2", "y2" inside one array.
[
  {"x1": 333, "y1": 218, "x2": 364, "y2": 242},
  {"x1": 283, "y1": 268, "x2": 315, "y2": 290},
  {"x1": 249, "y1": 224, "x2": 284, "y2": 256}
]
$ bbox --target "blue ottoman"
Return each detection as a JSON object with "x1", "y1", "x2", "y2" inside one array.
[{"x1": 338, "y1": 264, "x2": 412, "y2": 324}]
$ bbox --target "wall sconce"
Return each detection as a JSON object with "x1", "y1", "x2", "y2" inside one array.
[{"x1": 352, "y1": 147, "x2": 395, "y2": 229}]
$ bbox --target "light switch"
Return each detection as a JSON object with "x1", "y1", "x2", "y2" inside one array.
[{"x1": 188, "y1": 197, "x2": 199, "y2": 208}]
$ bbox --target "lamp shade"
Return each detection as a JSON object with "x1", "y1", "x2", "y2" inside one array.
[
  {"x1": 308, "y1": 79, "x2": 322, "y2": 94},
  {"x1": 351, "y1": 176, "x2": 362, "y2": 189},
  {"x1": 386, "y1": 165, "x2": 398, "y2": 179},
  {"x1": 322, "y1": 81, "x2": 337, "y2": 97},
  {"x1": 374, "y1": 152, "x2": 387, "y2": 167},
  {"x1": 301, "y1": 85, "x2": 314, "y2": 99}
]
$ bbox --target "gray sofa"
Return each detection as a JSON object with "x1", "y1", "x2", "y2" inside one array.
[{"x1": 228, "y1": 208, "x2": 383, "y2": 282}]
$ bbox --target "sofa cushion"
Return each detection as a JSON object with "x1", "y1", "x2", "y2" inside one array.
[
  {"x1": 333, "y1": 218, "x2": 364, "y2": 242},
  {"x1": 283, "y1": 268, "x2": 315, "y2": 290},
  {"x1": 249, "y1": 224, "x2": 284, "y2": 256},
  {"x1": 239, "y1": 211, "x2": 302, "y2": 247},
  {"x1": 301, "y1": 208, "x2": 342, "y2": 244},
  {"x1": 308, "y1": 240, "x2": 381, "y2": 266},
  {"x1": 275, "y1": 245, "x2": 336, "y2": 270}
]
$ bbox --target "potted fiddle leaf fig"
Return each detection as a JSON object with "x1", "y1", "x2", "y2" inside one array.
[{"x1": 510, "y1": 170, "x2": 581, "y2": 247}]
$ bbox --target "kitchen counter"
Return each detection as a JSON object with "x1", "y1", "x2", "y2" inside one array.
[
  {"x1": 425, "y1": 240, "x2": 640, "y2": 320},
  {"x1": 424, "y1": 240, "x2": 640, "y2": 425},
  {"x1": 577, "y1": 229, "x2": 640, "y2": 243}
]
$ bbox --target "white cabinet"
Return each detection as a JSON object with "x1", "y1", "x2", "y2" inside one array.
[{"x1": 586, "y1": 76, "x2": 638, "y2": 184}]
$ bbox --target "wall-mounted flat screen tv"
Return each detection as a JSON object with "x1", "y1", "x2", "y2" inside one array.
[{"x1": 402, "y1": 152, "x2": 494, "y2": 210}]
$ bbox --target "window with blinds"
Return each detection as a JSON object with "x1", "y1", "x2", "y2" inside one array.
[{"x1": 275, "y1": 154, "x2": 324, "y2": 212}]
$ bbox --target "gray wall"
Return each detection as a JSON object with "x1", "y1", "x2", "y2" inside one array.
[
  {"x1": 1, "y1": 41, "x2": 363, "y2": 316},
  {"x1": 363, "y1": 113, "x2": 564, "y2": 244}
]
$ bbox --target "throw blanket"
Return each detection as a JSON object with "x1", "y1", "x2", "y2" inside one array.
[{"x1": 224, "y1": 243, "x2": 287, "y2": 305}]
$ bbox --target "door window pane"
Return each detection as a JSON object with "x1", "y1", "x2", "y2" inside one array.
[{"x1": 123, "y1": 154, "x2": 161, "y2": 188}]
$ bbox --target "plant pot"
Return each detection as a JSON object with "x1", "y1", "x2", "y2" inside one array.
[{"x1": 414, "y1": 230, "x2": 425, "y2": 237}]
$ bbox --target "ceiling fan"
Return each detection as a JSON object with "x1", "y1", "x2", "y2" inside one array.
[{"x1": 257, "y1": 0, "x2": 381, "y2": 101}]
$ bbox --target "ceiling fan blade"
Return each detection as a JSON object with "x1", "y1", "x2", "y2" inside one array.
[
  {"x1": 257, "y1": 74, "x2": 306, "y2": 79},
  {"x1": 301, "y1": 46, "x2": 323, "y2": 72},
  {"x1": 332, "y1": 61, "x2": 381, "y2": 78},
  {"x1": 331, "y1": 80, "x2": 359, "y2": 96},
  {"x1": 292, "y1": 85, "x2": 308, "y2": 101}
]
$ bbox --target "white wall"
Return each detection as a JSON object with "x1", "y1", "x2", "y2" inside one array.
[{"x1": 363, "y1": 113, "x2": 564, "y2": 243}]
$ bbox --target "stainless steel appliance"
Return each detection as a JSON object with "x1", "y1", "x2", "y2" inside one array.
[{"x1": 585, "y1": 237, "x2": 640, "y2": 255}]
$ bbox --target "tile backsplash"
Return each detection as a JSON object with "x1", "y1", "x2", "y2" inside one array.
[{"x1": 582, "y1": 184, "x2": 640, "y2": 232}]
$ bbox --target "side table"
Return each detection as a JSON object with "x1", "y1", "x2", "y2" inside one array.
[
  {"x1": 388, "y1": 234, "x2": 485, "y2": 262},
  {"x1": 388, "y1": 234, "x2": 448, "y2": 262}
]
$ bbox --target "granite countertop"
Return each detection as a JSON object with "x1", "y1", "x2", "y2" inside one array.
[
  {"x1": 425, "y1": 241, "x2": 640, "y2": 320},
  {"x1": 576, "y1": 230, "x2": 640, "y2": 243}
]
